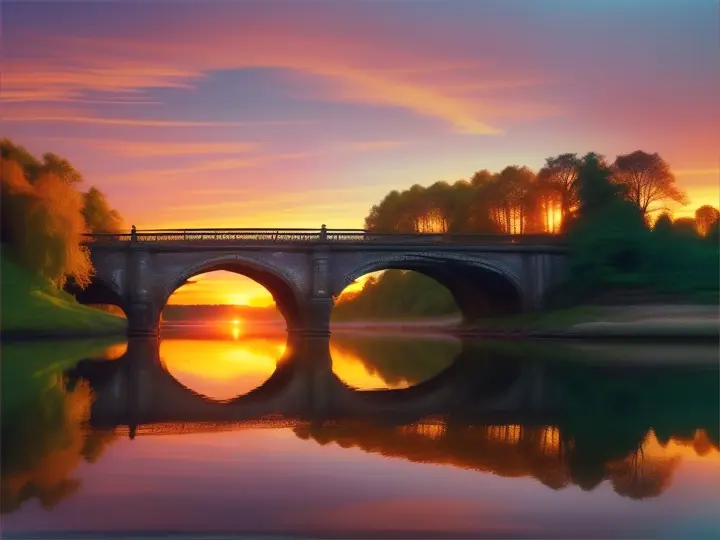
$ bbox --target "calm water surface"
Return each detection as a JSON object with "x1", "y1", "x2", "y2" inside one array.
[{"x1": 1, "y1": 324, "x2": 719, "y2": 539}]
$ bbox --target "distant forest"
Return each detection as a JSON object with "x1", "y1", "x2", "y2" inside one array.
[{"x1": 338, "y1": 151, "x2": 719, "y2": 320}]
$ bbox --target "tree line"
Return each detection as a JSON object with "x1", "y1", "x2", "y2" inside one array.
[
  {"x1": 339, "y1": 151, "x2": 719, "y2": 319},
  {"x1": 1, "y1": 139, "x2": 123, "y2": 289},
  {"x1": 365, "y1": 150, "x2": 716, "y2": 236}
]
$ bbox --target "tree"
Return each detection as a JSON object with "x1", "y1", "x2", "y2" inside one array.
[
  {"x1": 612, "y1": 151, "x2": 687, "y2": 217},
  {"x1": 537, "y1": 153, "x2": 581, "y2": 224},
  {"x1": 652, "y1": 212, "x2": 673, "y2": 236},
  {"x1": 39, "y1": 152, "x2": 84, "y2": 185},
  {"x1": 1, "y1": 156, "x2": 93, "y2": 288},
  {"x1": 82, "y1": 187, "x2": 124, "y2": 233},
  {"x1": 672, "y1": 217, "x2": 699, "y2": 239},
  {"x1": 562, "y1": 152, "x2": 648, "y2": 300},
  {"x1": 0, "y1": 138, "x2": 41, "y2": 180},
  {"x1": 575, "y1": 153, "x2": 625, "y2": 217},
  {"x1": 490, "y1": 166, "x2": 536, "y2": 233},
  {"x1": 695, "y1": 205, "x2": 720, "y2": 236}
]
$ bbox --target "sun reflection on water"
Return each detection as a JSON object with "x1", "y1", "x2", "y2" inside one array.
[{"x1": 160, "y1": 337, "x2": 286, "y2": 401}]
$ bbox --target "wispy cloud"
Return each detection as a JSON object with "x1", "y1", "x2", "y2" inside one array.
[
  {"x1": 53, "y1": 139, "x2": 260, "y2": 157},
  {"x1": 3, "y1": 113, "x2": 280, "y2": 128},
  {"x1": 4, "y1": 11, "x2": 556, "y2": 134}
]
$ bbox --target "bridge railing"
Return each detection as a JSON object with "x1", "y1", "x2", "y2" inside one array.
[{"x1": 83, "y1": 228, "x2": 564, "y2": 245}]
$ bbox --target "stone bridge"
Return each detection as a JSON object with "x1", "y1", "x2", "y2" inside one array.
[
  {"x1": 77, "y1": 228, "x2": 568, "y2": 336},
  {"x1": 67, "y1": 337, "x2": 563, "y2": 432}
]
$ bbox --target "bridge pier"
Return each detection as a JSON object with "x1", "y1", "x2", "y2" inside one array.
[
  {"x1": 126, "y1": 301, "x2": 161, "y2": 337},
  {"x1": 126, "y1": 247, "x2": 161, "y2": 337},
  {"x1": 287, "y1": 247, "x2": 333, "y2": 337}
]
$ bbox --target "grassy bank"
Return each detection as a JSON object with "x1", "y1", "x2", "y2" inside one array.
[{"x1": 0, "y1": 252, "x2": 126, "y2": 336}]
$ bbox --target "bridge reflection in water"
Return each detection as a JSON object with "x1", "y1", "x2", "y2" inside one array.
[{"x1": 65, "y1": 337, "x2": 719, "y2": 501}]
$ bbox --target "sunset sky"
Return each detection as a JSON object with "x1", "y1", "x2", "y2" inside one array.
[{"x1": 4, "y1": 0, "x2": 718, "y2": 306}]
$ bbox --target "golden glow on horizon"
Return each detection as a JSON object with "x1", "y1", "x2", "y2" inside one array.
[
  {"x1": 643, "y1": 429, "x2": 719, "y2": 461},
  {"x1": 167, "y1": 270, "x2": 277, "y2": 307}
]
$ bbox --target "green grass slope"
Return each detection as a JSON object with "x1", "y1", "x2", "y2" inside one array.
[{"x1": 0, "y1": 251, "x2": 126, "y2": 335}]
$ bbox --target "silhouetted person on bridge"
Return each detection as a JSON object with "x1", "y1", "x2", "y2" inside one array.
[
  {"x1": 130, "y1": 225, "x2": 137, "y2": 242},
  {"x1": 320, "y1": 224, "x2": 327, "y2": 241}
]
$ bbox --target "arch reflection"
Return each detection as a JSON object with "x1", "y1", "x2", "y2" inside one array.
[
  {"x1": 3, "y1": 337, "x2": 716, "y2": 519},
  {"x1": 160, "y1": 337, "x2": 287, "y2": 401},
  {"x1": 330, "y1": 335, "x2": 460, "y2": 390}
]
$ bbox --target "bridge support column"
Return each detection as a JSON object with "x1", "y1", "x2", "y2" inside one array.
[
  {"x1": 126, "y1": 248, "x2": 160, "y2": 337},
  {"x1": 123, "y1": 338, "x2": 159, "y2": 438},
  {"x1": 291, "y1": 248, "x2": 333, "y2": 337}
]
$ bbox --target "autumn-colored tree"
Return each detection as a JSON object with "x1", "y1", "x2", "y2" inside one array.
[
  {"x1": 0, "y1": 138, "x2": 41, "y2": 180},
  {"x1": 537, "y1": 153, "x2": 581, "y2": 224},
  {"x1": 488, "y1": 166, "x2": 537, "y2": 233},
  {"x1": 607, "y1": 450, "x2": 680, "y2": 500},
  {"x1": 39, "y1": 152, "x2": 84, "y2": 185},
  {"x1": 82, "y1": 186, "x2": 124, "y2": 233},
  {"x1": 695, "y1": 205, "x2": 720, "y2": 236},
  {"x1": 1, "y1": 157, "x2": 93, "y2": 288},
  {"x1": 469, "y1": 170, "x2": 502, "y2": 232},
  {"x1": 612, "y1": 151, "x2": 687, "y2": 217}
]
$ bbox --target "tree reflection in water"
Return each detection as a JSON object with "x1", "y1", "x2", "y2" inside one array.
[
  {"x1": 0, "y1": 341, "x2": 121, "y2": 514},
  {"x1": 1, "y1": 336, "x2": 718, "y2": 514}
]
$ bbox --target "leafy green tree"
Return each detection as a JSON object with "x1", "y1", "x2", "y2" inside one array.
[
  {"x1": 333, "y1": 270, "x2": 458, "y2": 321},
  {"x1": 672, "y1": 217, "x2": 699, "y2": 239},
  {"x1": 563, "y1": 153, "x2": 648, "y2": 300},
  {"x1": 652, "y1": 213, "x2": 673, "y2": 235}
]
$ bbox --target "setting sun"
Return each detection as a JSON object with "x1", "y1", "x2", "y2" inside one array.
[{"x1": 167, "y1": 270, "x2": 276, "y2": 307}]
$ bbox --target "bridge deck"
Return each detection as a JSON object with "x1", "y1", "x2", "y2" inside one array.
[{"x1": 84, "y1": 228, "x2": 564, "y2": 246}]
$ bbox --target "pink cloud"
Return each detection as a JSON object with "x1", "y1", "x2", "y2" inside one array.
[
  {"x1": 5, "y1": 14, "x2": 556, "y2": 134},
  {"x1": 54, "y1": 139, "x2": 260, "y2": 157}
]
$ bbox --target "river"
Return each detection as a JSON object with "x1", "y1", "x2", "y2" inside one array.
[{"x1": 1, "y1": 324, "x2": 719, "y2": 539}]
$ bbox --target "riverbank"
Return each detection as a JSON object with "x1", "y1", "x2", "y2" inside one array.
[
  {"x1": 460, "y1": 304, "x2": 718, "y2": 340},
  {"x1": 331, "y1": 305, "x2": 719, "y2": 341},
  {"x1": 1, "y1": 253, "x2": 126, "y2": 339}
]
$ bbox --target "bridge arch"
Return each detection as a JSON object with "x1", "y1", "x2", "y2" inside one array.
[
  {"x1": 335, "y1": 254, "x2": 525, "y2": 323},
  {"x1": 162, "y1": 254, "x2": 305, "y2": 330}
]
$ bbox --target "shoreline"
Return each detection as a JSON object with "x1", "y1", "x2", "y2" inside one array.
[
  {"x1": 1, "y1": 328, "x2": 127, "y2": 342},
  {"x1": 3, "y1": 304, "x2": 717, "y2": 342}
]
